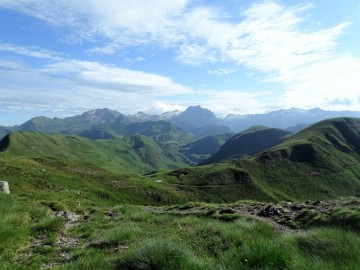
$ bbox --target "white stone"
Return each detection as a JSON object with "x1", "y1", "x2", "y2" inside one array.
[{"x1": 0, "y1": 181, "x2": 10, "y2": 194}]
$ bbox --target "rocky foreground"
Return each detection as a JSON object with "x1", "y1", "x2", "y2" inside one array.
[{"x1": 150, "y1": 198, "x2": 360, "y2": 232}]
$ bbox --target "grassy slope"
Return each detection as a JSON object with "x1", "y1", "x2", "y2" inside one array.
[
  {"x1": 0, "y1": 131, "x2": 191, "y2": 174},
  {"x1": 1, "y1": 195, "x2": 359, "y2": 270},
  {"x1": 78, "y1": 124, "x2": 123, "y2": 140},
  {"x1": 243, "y1": 117, "x2": 360, "y2": 200},
  {"x1": 201, "y1": 126, "x2": 292, "y2": 165},
  {"x1": 77, "y1": 120, "x2": 193, "y2": 144},
  {"x1": 2, "y1": 118, "x2": 360, "y2": 204},
  {"x1": 0, "y1": 131, "x2": 200, "y2": 207},
  {"x1": 120, "y1": 120, "x2": 192, "y2": 145},
  {"x1": 0, "y1": 156, "x2": 192, "y2": 208},
  {"x1": 160, "y1": 118, "x2": 360, "y2": 202},
  {"x1": 180, "y1": 133, "x2": 233, "y2": 163}
]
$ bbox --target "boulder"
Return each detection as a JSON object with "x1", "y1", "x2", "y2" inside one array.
[{"x1": 0, "y1": 181, "x2": 10, "y2": 194}]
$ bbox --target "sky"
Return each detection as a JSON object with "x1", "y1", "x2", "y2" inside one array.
[{"x1": 0, "y1": 0, "x2": 360, "y2": 125}]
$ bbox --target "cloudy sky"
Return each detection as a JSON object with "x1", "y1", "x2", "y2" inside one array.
[{"x1": 0, "y1": 0, "x2": 360, "y2": 125}]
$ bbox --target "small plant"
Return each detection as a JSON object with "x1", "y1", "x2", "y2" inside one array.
[
  {"x1": 295, "y1": 228, "x2": 360, "y2": 267},
  {"x1": 102, "y1": 224, "x2": 145, "y2": 246},
  {"x1": 117, "y1": 238, "x2": 209, "y2": 270},
  {"x1": 41, "y1": 200, "x2": 67, "y2": 211},
  {"x1": 32, "y1": 216, "x2": 64, "y2": 234}
]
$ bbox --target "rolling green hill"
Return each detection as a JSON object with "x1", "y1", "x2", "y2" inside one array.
[
  {"x1": 78, "y1": 124, "x2": 123, "y2": 140},
  {"x1": 119, "y1": 120, "x2": 192, "y2": 145},
  {"x1": 160, "y1": 118, "x2": 360, "y2": 201},
  {"x1": 3, "y1": 118, "x2": 360, "y2": 203},
  {"x1": 201, "y1": 126, "x2": 292, "y2": 165},
  {"x1": 78, "y1": 120, "x2": 192, "y2": 144},
  {"x1": 0, "y1": 131, "x2": 192, "y2": 174}
]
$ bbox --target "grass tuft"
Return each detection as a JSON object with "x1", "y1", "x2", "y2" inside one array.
[{"x1": 116, "y1": 238, "x2": 209, "y2": 270}]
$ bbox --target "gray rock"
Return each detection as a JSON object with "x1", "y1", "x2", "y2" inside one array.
[
  {"x1": 0, "y1": 181, "x2": 10, "y2": 194},
  {"x1": 219, "y1": 208, "x2": 236, "y2": 214},
  {"x1": 54, "y1": 211, "x2": 79, "y2": 222}
]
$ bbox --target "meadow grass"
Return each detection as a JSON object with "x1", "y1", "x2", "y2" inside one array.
[{"x1": 1, "y1": 195, "x2": 360, "y2": 269}]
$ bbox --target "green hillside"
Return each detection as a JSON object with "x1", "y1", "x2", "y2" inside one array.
[
  {"x1": 0, "y1": 131, "x2": 197, "y2": 209},
  {"x1": 120, "y1": 120, "x2": 192, "y2": 145},
  {"x1": 161, "y1": 118, "x2": 360, "y2": 201},
  {"x1": 1, "y1": 119, "x2": 360, "y2": 269},
  {"x1": 78, "y1": 124, "x2": 123, "y2": 139},
  {"x1": 78, "y1": 120, "x2": 192, "y2": 144},
  {"x1": 3, "y1": 118, "x2": 360, "y2": 203},
  {"x1": 180, "y1": 133, "x2": 233, "y2": 163},
  {"x1": 0, "y1": 131, "x2": 191, "y2": 174},
  {"x1": 118, "y1": 134, "x2": 193, "y2": 170},
  {"x1": 201, "y1": 126, "x2": 292, "y2": 165}
]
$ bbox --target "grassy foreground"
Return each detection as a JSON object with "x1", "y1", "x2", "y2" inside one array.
[{"x1": 1, "y1": 193, "x2": 360, "y2": 270}]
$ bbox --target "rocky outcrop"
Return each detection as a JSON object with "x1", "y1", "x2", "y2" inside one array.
[
  {"x1": 0, "y1": 181, "x2": 10, "y2": 193},
  {"x1": 206, "y1": 170, "x2": 251, "y2": 185}
]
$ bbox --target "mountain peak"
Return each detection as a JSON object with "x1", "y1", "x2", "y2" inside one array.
[
  {"x1": 170, "y1": 106, "x2": 224, "y2": 132},
  {"x1": 81, "y1": 108, "x2": 129, "y2": 123},
  {"x1": 185, "y1": 105, "x2": 209, "y2": 112},
  {"x1": 181, "y1": 105, "x2": 216, "y2": 118},
  {"x1": 84, "y1": 108, "x2": 120, "y2": 117}
]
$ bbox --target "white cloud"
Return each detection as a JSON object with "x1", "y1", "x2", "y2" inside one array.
[
  {"x1": 124, "y1": 57, "x2": 146, "y2": 64},
  {"x1": 0, "y1": 42, "x2": 64, "y2": 60},
  {"x1": 145, "y1": 101, "x2": 185, "y2": 115},
  {"x1": 208, "y1": 68, "x2": 234, "y2": 76},
  {"x1": 1, "y1": 0, "x2": 360, "y2": 115},
  {"x1": 0, "y1": 0, "x2": 189, "y2": 45},
  {"x1": 0, "y1": 1, "x2": 352, "y2": 76},
  {"x1": 175, "y1": 44, "x2": 217, "y2": 65},
  {"x1": 279, "y1": 55, "x2": 360, "y2": 111},
  {"x1": 199, "y1": 90, "x2": 270, "y2": 116},
  {"x1": 0, "y1": 58, "x2": 192, "y2": 117},
  {"x1": 42, "y1": 59, "x2": 190, "y2": 95}
]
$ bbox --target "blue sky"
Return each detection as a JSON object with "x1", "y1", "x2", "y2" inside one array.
[{"x1": 0, "y1": 0, "x2": 360, "y2": 125}]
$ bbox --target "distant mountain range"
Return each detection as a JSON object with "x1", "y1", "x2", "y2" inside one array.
[
  {"x1": 224, "y1": 108, "x2": 360, "y2": 131},
  {"x1": 1, "y1": 106, "x2": 360, "y2": 142}
]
